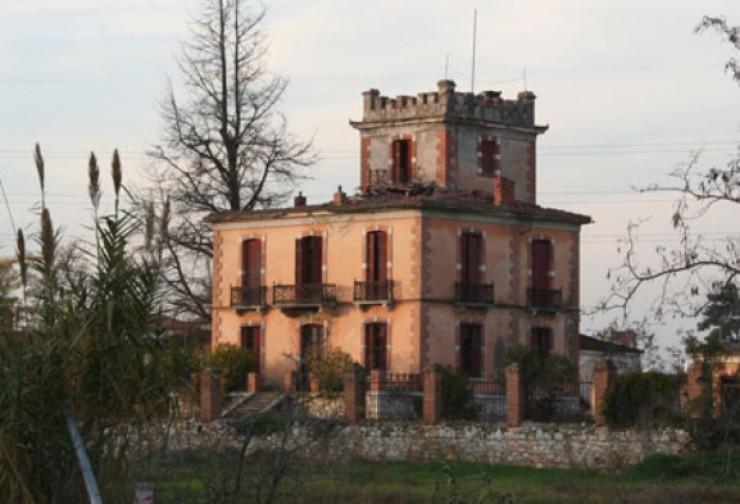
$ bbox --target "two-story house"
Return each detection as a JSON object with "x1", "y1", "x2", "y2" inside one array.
[{"x1": 208, "y1": 80, "x2": 591, "y2": 386}]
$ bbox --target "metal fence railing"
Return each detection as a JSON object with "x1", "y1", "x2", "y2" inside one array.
[
  {"x1": 525, "y1": 381, "x2": 589, "y2": 422},
  {"x1": 468, "y1": 377, "x2": 507, "y2": 421},
  {"x1": 365, "y1": 372, "x2": 423, "y2": 421}
]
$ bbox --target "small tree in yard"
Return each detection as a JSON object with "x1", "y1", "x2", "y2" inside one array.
[
  {"x1": 208, "y1": 343, "x2": 255, "y2": 392},
  {"x1": 305, "y1": 348, "x2": 354, "y2": 393}
]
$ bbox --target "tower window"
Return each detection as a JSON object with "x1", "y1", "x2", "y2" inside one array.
[
  {"x1": 479, "y1": 138, "x2": 501, "y2": 177},
  {"x1": 391, "y1": 139, "x2": 412, "y2": 184}
]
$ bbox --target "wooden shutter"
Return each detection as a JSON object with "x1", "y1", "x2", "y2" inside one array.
[
  {"x1": 365, "y1": 323, "x2": 388, "y2": 371},
  {"x1": 460, "y1": 324, "x2": 483, "y2": 377},
  {"x1": 480, "y1": 139, "x2": 500, "y2": 176},
  {"x1": 461, "y1": 233, "x2": 482, "y2": 284},
  {"x1": 392, "y1": 140, "x2": 402, "y2": 183},
  {"x1": 531, "y1": 327, "x2": 553, "y2": 354},
  {"x1": 531, "y1": 240, "x2": 551, "y2": 289},
  {"x1": 242, "y1": 239, "x2": 261, "y2": 288},
  {"x1": 310, "y1": 236, "x2": 323, "y2": 284},
  {"x1": 366, "y1": 232, "x2": 377, "y2": 283},
  {"x1": 295, "y1": 238, "x2": 304, "y2": 284}
]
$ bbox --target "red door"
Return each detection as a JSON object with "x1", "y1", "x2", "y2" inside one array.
[
  {"x1": 531, "y1": 240, "x2": 551, "y2": 289},
  {"x1": 364, "y1": 323, "x2": 388, "y2": 371},
  {"x1": 241, "y1": 326, "x2": 261, "y2": 373},
  {"x1": 366, "y1": 231, "x2": 388, "y2": 299}
]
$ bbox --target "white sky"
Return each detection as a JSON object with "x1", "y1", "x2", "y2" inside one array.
[{"x1": 1, "y1": 1, "x2": 739, "y2": 357}]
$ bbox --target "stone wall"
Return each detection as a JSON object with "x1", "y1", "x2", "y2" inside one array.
[
  {"x1": 167, "y1": 421, "x2": 690, "y2": 470},
  {"x1": 253, "y1": 423, "x2": 689, "y2": 469}
]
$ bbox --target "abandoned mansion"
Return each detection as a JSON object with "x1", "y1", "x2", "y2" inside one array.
[{"x1": 207, "y1": 80, "x2": 592, "y2": 386}]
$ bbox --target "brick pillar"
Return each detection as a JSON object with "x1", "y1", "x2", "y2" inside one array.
[
  {"x1": 344, "y1": 365, "x2": 366, "y2": 425},
  {"x1": 592, "y1": 359, "x2": 616, "y2": 427},
  {"x1": 423, "y1": 364, "x2": 442, "y2": 426},
  {"x1": 506, "y1": 363, "x2": 524, "y2": 428},
  {"x1": 199, "y1": 369, "x2": 222, "y2": 423},
  {"x1": 369, "y1": 369, "x2": 384, "y2": 392},
  {"x1": 247, "y1": 372, "x2": 260, "y2": 394}
]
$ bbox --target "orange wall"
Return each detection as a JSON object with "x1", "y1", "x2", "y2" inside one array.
[{"x1": 212, "y1": 209, "x2": 582, "y2": 384}]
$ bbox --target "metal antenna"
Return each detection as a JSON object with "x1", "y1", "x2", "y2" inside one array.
[
  {"x1": 471, "y1": 8, "x2": 477, "y2": 93},
  {"x1": 0, "y1": 176, "x2": 17, "y2": 234},
  {"x1": 445, "y1": 53, "x2": 450, "y2": 80},
  {"x1": 523, "y1": 67, "x2": 528, "y2": 91}
]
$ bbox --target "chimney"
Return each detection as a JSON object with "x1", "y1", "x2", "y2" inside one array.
[
  {"x1": 363, "y1": 89, "x2": 379, "y2": 113},
  {"x1": 332, "y1": 185, "x2": 348, "y2": 206},
  {"x1": 613, "y1": 329, "x2": 637, "y2": 348},
  {"x1": 493, "y1": 176, "x2": 515, "y2": 205},
  {"x1": 294, "y1": 191, "x2": 306, "y2": 208}
]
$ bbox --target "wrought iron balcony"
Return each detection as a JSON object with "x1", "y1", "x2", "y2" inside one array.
[
  {"x1": 353, "y1": 280, "x2": 394, "y2": 304},
  {"x1": 527, "y1": 287, "x2": 562, "y2": 310},
  {"x1": 273, "y1": 283, "x2": 337, "y2": 308},
  {"x1": 230, "y1": 286, "x2": 267, "y2": 309},
  {"x1": 455, "y1": 282, "x2": 494, "y2": 306}
]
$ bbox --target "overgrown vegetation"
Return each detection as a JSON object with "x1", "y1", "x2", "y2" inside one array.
[
  {"x1": 0, "y1": 146, "x2": 172, "y2": 502},
  {"x1": 207, "y1": 343, "x2": 255, "y2": 392},
  {"x1": 603, "y1": 372, "x2": 684, "y2": 428},
  {"x1": 440, "y1": 366, "x2": 479, "y2": 421},
  {"x1": 304, "y1": 348, "x2": 354, "y2": 393}
]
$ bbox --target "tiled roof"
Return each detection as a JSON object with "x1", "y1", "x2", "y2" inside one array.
[
  {"x1": 580, "y1": 334, "x2": 643, "y2": 355},
  {"x1": 206, "y1": 186, "x2": 592, "y2": 226}
]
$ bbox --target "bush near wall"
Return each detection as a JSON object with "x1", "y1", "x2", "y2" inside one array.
[
  {"x1": 440, "y1": 367, "x2": 479, "y2": 421},
  {"x1": 207, "y1": 344, "x2": 254, "y2": 392},
  {"x1": 306, "y1": 349, "x2": 354, "y2": 393},
  {"x1": 603, "y1": 372, "x2": 684, "y2": 428}
]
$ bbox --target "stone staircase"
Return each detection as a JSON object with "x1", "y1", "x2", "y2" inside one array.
[{"x1": 221, "y1": 391, "x2": 284, "y2": 421}]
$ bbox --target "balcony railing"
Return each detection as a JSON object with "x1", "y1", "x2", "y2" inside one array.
[
  {"x1": 527, "y1": 287, "x2": 562, "y2": 310},
  {"x1": 273, "y1": 283, "x2": 337, "y2": 307},
  {"x1": 455, "y1": 282, "x2": 494, "y2": 305},
  {"x1": 230, "y1": 286, "x2": 267, "y2": 308},
  {"x1": 353, "y1": 280, "x2": 394, "y2": 304}
]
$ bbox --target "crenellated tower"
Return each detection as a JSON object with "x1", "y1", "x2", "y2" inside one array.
[{"x1": 350, "y1": 80, "x2": 548, "y2": 204}]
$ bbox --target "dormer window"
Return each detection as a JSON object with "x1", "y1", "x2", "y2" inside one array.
[
  {"x1": 391, "y1": 139, "x2": 412, "y2": 184},
  {"x1": 479, "y1": 138, "x2": 501, "y2": 177}
]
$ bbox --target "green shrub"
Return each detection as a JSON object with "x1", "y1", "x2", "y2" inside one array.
[
  {"x1": 305, "y1": 348, "x2": 354, "y2": 393},
  {"x1": 440, "y1": 367, "x2": 479, "y2": 421},
  {"x1": 207, "y1": 344, "x2": 254, "y2": 392},
  {"x1": 162, "y1": 345, "x2": 203, "y2": 388},
  {"x1": 602, "y1": 372, "x2": 683, "y2": 428}
]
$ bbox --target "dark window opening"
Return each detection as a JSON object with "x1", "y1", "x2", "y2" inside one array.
[
  {"x1": 241, "y1": 325, "x2": 261, "y2": 373},
  {"x1": 365, "y1": 322, "x2": 388, "y2": 371},
  {"x1": 530, "y1": 327, "x2": 553, "y2": 354},
  {"x1": 531, "y1": 239, "x2": 552, "y2": 290},
  {"x1": 295, "y1": 236, "x2": 323, "y2": 285},
  {"x1": 480, "y1": 139, "x2": 501, "y2": 177},
  {"x1": 460, "y1": 323, "x2": 483, "y2": 377},
  {"x1": 460, "y1": 232, "x2": 483, "y2": 285},
  {"x1": 392, "y1": 139, "x2": 412, "y2": 184},
  {"x1": 241, "y1": 239, "x2": 261, "y2": 288}
]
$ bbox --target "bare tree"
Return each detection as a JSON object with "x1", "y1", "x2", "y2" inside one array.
[
  {"x1": 600, "y1": 16, "x2": 740, "y2": 320},
  {"x1": 147, "y1": 0, "x2": 315, "y2": 321}
]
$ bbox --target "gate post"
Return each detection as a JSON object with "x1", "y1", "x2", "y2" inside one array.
[
  {"x1": 423, "y1": 364, "x2": 442, "y2": 426},
  {"x1": 506, "y1": 363, "x2": 524, "y2": 427},
  {"x1": 199, "y1": 368, "x2": 222, "y2": 423},
  {"x1": 592, "y1": 359, "x2": 616, "y2": 427},
  {"x1": 344, "y1": 364, "x2": 366, "y2": 425}
]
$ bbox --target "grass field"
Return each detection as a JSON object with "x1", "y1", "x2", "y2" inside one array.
[{"x1": 132, "y1": 448, "x2": 740, "y2": 503}]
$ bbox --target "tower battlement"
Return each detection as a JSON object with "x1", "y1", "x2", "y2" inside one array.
[{"x1": 359, "y1": 80, "x2": 538, "y2": 130}]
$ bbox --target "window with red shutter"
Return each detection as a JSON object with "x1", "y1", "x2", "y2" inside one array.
[
  {"x1": 241, "y1": 326, "x2": 262, "y2": 373},
  {"x1": 480, "y1": 138, "x2": 500, "y2": 177},
  {"x1": 296, "y1": 236, "x2": 323, "y2": 285},
  {"x1": 460, "y1": 323, "x2": 483, "y2": 377},
  {"x1": 364, "y1": 322, "x2": 388, "y2": 371},
  {"x1": 531, "y1": 239, "x2": 552, "y2": 289},
  {"x1": 241, "y1": 239, "x2": 261, "y2": 288},
  {"x1": 460, "y1": 232, "x2": 482, "y2": 285},
  {"x1": 530, "y1": 327, "x2": 553, "y2": 354},
  {"x1": 365, "y1": 231, "x2": 388, "y2": 299},
  {"x1": 391, "y1": 139, "x2": 412, "y2": 184}
]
